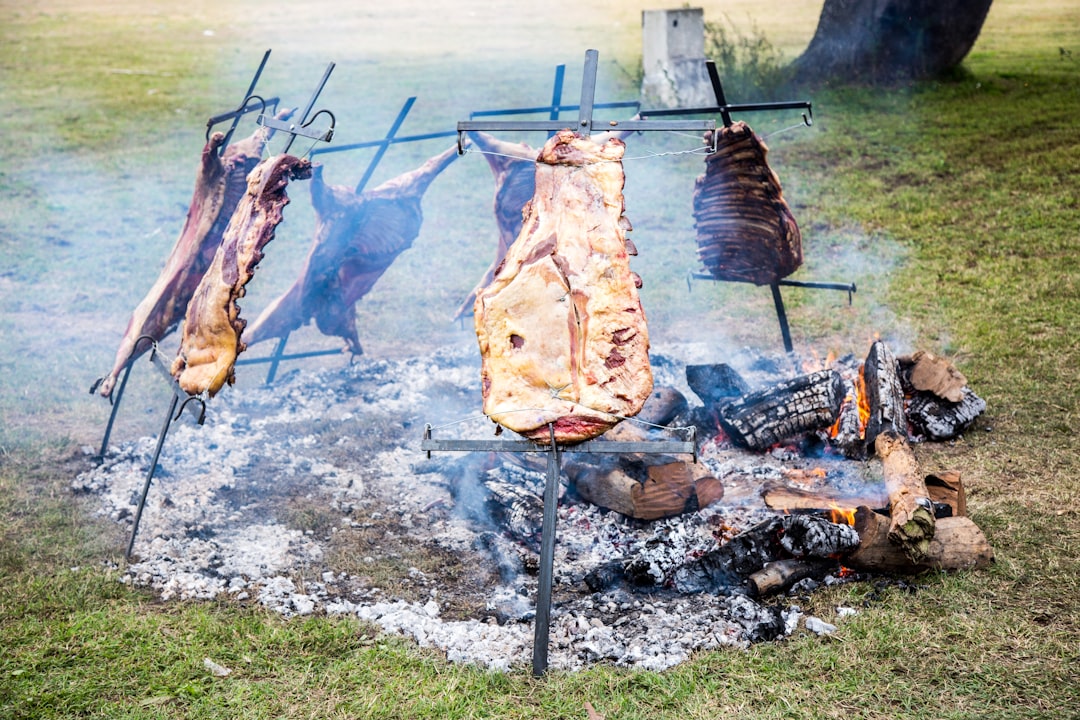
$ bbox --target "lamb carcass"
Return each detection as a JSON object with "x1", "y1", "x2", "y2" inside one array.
[
  {"x1": 474, "y1": 129, "x2": 652, "y2": 445},
  {"x1": 242, "y1": 143, "x2": 459, "y2": 354},
  {"x1": 171, "y1": 154, "x2": 312, "y2": 396},
  {"x1": 92, "y1": 111, "x2": 293, "y2": 397}
]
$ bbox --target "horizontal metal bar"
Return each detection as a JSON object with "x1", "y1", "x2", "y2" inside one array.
[
  {"x1": 420, "y1": 437, "x2": 695, "y2": 456},
  {"x1": 470, "y1": 101, "x2": 639, "y2": 119},
  {"x1": 642, "y1": 100, "x2": 811, "y2": 118},
  {"x1": 207, "y1": 96, "x2": 280, "y2": 127},
  {"x1": 690, "y1": 273, "x2": 855, "y2": 293},
  {"x1": 259, "y1": 115, "x2": 333, "y2": 141},
  {"x1": 309, "y1": 129, "x2": 460, "y2": 156},
  {"x1": 457, "y1": 119, "x2": 714, "y2": 133}
]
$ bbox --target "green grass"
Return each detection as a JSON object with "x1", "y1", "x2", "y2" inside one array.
[{"x1": 2, "y1": 0, "x2": 1079, "y2": 717}]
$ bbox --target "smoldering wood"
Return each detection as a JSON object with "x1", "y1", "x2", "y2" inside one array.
[
  {"x1": 779, "y1": 514, "x2": 861, "y2": 558},
  {"x1": 663, "y1": 517, "x2": 785, "y2": 594},
  {"x1": 483, "y1": 478, "x2": 543, "y2": 549},
  {"x1": 749, "y1": 558, "x2": 837, "y2": 598},
  {"x1": 863, "y1": 340, "x2": 906, "y2": 450},
  {"x1": 718, "y1": 369, "x2": 845, "y2": 450},
  {"x1": 906, "y1": 387, "x2": 986, "y2": 440},
  {"x1": 846, "y1": 506, "x2": 993, "y2": 574},
  {"x1": 685, "y1": 363, "x2": 750, "y2": 407},
  {"x1": 635, "y1": 386, "x2": 689, "y2": 427},
  {"x1": 876, "y1": 430, "x2": 936, "y2": 562}
]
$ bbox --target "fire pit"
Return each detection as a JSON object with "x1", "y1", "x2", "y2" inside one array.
[{"x1": 73, "y1": 335, "x2": 990, "y2": 672}]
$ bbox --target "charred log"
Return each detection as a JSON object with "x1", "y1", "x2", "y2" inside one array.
[
  {"x1": 171, "y1": 154, "x2": 312, "y2": 397},
  {"x1": 718, "y1": 370, "x2": 845, "y2": 450},
  {"x1": 779, "y1": 514, "x2": 860, "y2": 558},
  {"x1": 863, "y1": 340, "x2": 906, "y2": 450},
  {"x1": 685, "y1": 363, "x2": 751, "y2": 408},
  {"x1": 829, "y1": 375, "x2": 867, "y2": 459},
  {"x1": 906, "y1": 387, "x2": 986, "y2": 441},
  {"x1": 693, "y1": 122, "x2": 802, "y2": 285},
  {"x1": 845, "y1": 506, "x2": 993, "y2": 574},
  {"x1": 876, "y1": 430, "x2": 936, "y2": 562}
]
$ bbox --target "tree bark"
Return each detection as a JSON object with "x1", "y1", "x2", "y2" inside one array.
[{"x1": 790, "y1": 0, "x2": 995, "y2": 85}]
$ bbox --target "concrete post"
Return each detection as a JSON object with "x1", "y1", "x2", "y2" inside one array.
[{"x1": 641, "y1": 8, "x2": 712, "y2": 108}]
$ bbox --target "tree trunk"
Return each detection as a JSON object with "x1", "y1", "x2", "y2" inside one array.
[{"x1": 790, "y1": 0, "x2": 995, "y2": 85}]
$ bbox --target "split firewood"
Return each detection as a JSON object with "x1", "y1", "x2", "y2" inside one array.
[
  {"x1": 899, "y1": 350, "x2": 967, "y2": 402},
  {"x1": 925, "y1": 470, "x2": 966, "y2": 517},
  {"x1": 718, "y1": 369, "x2": 845, "y2": 450},
  {"x1": 875, "y1": 430, "x2": 936, "y2": 562},
  {"x1": 863, "y1": 340, "x2": 906, "y2": 450},
  {"x1": 845, "y1": 506, "x2": 993, "y2": 573}
]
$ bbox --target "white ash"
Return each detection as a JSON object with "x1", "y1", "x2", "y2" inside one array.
[{"x1": 75, "y1": 343, "x2": 866, "y2": 672}]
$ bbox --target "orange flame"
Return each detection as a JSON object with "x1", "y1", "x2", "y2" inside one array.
[
  {"x1": 828, "y1": 504, "x2": 857, "y2": 526},
  {"x1": 856, "y1": 363, "x2": 871, "y2": 438}
]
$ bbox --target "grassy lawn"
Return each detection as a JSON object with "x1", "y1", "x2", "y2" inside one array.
[{"x1": 1, "y1": 1, "x2": 1078, "y2": 718}]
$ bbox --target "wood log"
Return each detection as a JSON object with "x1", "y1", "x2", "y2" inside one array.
[
  {"x1": 718, "y1": 369, "x2": 845, "y2": 450},
  {"x1": 899, "y1": 350, "x2": 967, "y2": 402},
  {"x1": 569, "y1": 456, "x2": 723, "y2": 520},
  {"x1": 749, "y1": 558, "x2": 836, "y2": 598},
  {"x1": 685, "y1": 363, "x2": 750, "y2": 407},
  {"x1": 846, "y1": 506, "x2": 993, "y2": 573},
  {"x1": 761, "y1": 478, "x2": 887, "y2": 513},
  {"x1": 863, "y1": 340, "x2": 906, "y2": 450},
  {"x1": 875, "y1": 430, "x2": 936, "y2": 562}
]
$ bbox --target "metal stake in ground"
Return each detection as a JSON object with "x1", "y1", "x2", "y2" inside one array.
[{"x1": 420, "y1": 424, "x2": 696, "y2": 675}]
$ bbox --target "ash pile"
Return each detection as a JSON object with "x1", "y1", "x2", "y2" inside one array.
[{"x1": 73, "y1": 339, "x2": 989, "y2": 672}]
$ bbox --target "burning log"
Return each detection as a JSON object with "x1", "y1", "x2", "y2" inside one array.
[
  {"x1": 171, "y1": 154, "x2": 312, "y2": 396},
  {"x1": 863, "y1": 340, "x2": 906, "y2": 450},
  {"x1": 693, "y1": 121, "x2": 802, "y2": 285},
  {"x1": 474, "y1": 130, "x2": 652, "y2": 444},
  {"x1": 761, "y1": 478, "x2": 887, "y2": 514},
  {"x1": 829, "y1": 375, "x2": 867, "y2": 459},
  {"x1": 845, "y1": 506, "x2": 993, "y2": 574},
  {"x1": 243, "y1": 144, "x2": 459, "y2": 354},
  {"x1": 718, "y1": 369, "x2": 845, "y2": 450},
  {"x1": 92, "y1": 112, "x2": 292, "y2": 397},
  {"x1": 875, "y1": 430, "x2": 936, "y2": 562}
]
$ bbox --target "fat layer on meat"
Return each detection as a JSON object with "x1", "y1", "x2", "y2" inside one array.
[{"x1": 474, "y1": 129, "x2": 652, "y2": 444}]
